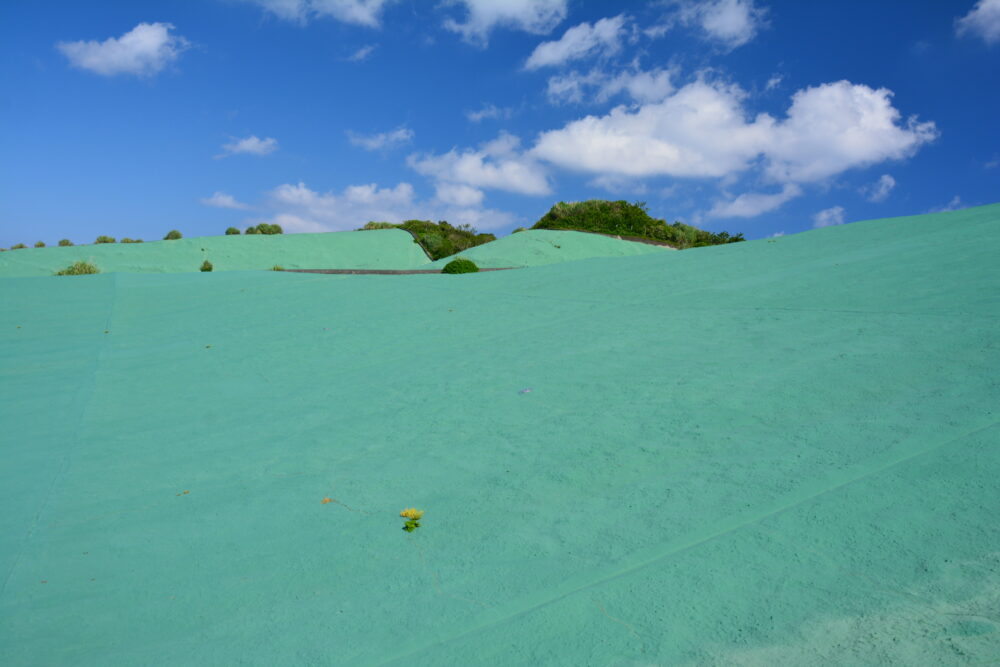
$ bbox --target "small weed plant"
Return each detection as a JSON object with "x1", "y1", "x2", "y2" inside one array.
[
  {"x1": 200, "y1": 260, "x2": 213, "y2": 272},
  {"x1": 164, "y1": 230, "x2": 183, "y2": 240},
  {"x1": 55, "y1": 260, "x2": 100, "y2": 276},
  {"x1": 95, "y1": 236, "x2": 116, "y2": 244},
  {"x1": 400, "y1": 508, "x2": 424, "y2": 532},
  {"x1": 58, "y1": 239, "x2": 73, "y2": 246}
]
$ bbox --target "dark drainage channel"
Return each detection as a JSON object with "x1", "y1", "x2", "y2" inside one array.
[{"x1": 285, "y1": 268, "x2": 520, "y2": 275}]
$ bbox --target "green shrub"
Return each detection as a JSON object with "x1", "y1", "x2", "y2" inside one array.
[
  {"x1": 200, "y1": 260, "x2": 213, "y2": 272},
  {"x1": 95, "y1": 235, "x2": 116, "y2": 244},
  {"x1": 271, "y1": 265, "x2": 285, "y2": 271},
  {"x1": 164, "y1": 230, "x2": 182, "y2": 240},
  {"x1": 441, "y1": 257, "x2": 479, "y2": 274},
  {"x1": 531, "y1": 200, "x2": 744, "y2": 249},
  {"x1": 245, "y1": 223, "x2": 283, "y2": 235},
  {"x1": 225, "y1": 227, "x2": 240, "y2": 235},
  {"x1": 360, "y1": 221, "x2": 397, "y2": 230},
  {"x1": 34, "y1": 241, "x2": 45, "y2": 248},
  {"x1": 55, "y1": 260, "x2": 100, "y2": 276},
  {"x1": 58, "y1": 239, "x2": 73, "y2": 246},
  {"x1": 511, "y1": 227, "x2": 527, "y2": 234},
  {"x1": 11, "y1": 243, "x2": 27, "y2": 249},
  {"x1": 120, "y1": 238, "x2": 143, "y2": 243}
]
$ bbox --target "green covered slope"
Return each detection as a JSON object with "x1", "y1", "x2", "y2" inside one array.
[
  {"x1": 1, "y1": 204, "x2": 998, "y2": 665},
  {"x1": 430, "y1": 229, "x2": 672, "y2": 268},
  {"x1": 0, "y1": 228, "x2": 431, "y2": 276}
]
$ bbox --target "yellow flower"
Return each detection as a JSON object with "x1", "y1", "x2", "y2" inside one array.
[{"x1": 400, "y1": 508, "x2": 424, "y2": 520}]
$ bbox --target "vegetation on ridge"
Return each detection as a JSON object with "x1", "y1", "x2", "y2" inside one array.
[
  {"x1": 359, "y1": 220, "x2": 495, "y2": 260},
  {"x1": 532, "y1": 200, "x2": 745, "y2": 249}
]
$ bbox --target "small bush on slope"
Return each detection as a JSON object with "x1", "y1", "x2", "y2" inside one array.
[
  {"x1": 11, "y1": 243, "x2": 27, "y2": 249},
  {"x1": 359, "y1": 220, "x2": 495, "y2": 260},
  {"x1": 164, "y1": 230, "x2": 182, "y2": 240},
  {"x1": 532, "y1": 200, "x2": 744, "y2": 249},
  {"x1": 200, "y1": 260, "x2": 213, "y2": 272},
  {"x1": 441, "y1": 257, "x2": 479, "y2": 274},
  {"x1": 245, "y1": 223, "x2": 282, "y2": 235},
  {"x1": 34, "y1": 241, "x2": 45, "y2": 248},
  {"x1": 95, "y1": 236, "x2": 116, "y2": 244},
  {"x1": 225, "y1": 227, "x2": 240, "y2": 235},
  {"x1": 58, "y1": 239, "x2": 73, "y2": 246},
  {"x1": 120, "y1": 238, "x2": 143, "y2": 243},
  {"x1": 55, "y1": 261, "x2": 100, "y2": 276}
]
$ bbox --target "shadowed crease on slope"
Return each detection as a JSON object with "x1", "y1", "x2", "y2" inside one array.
[{"x1": 0, "y1": 204, "x2": 997, "y2": 665}]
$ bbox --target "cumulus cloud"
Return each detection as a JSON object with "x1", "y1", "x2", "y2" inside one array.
[
  {"x1": 524, "y1": 15, "x2": 627, "y2": 69},
  {"x1": 534, "y1": 80, "x2": 772, "y2": 178},
  {"x1": 676, "y1": 0, "x2": 768, "y2": 50},
  {"x1": 264, "y1": 181, "x2": 514, "y2": 231},
  {"x1": 217, "y1": 135, "x2": 279, "y2": 158},
  {"x1": 443, "y1": 0, "x2": 567, "y2": 45},
  {"x1": 241, "y1": 0, "x2": 397, "y2": 27},
  {"x1": 861, "y1": 174, "x2": 896, "y2": 202},
  {"x1": 546, "y1": 66, "x2": 675, "y2": 104},
  {"x1": 200, "y1": 192, "x2": 251, "y2": 210},
  {"x1": 533, "y1": 79, "x2": 937, "y2": 187},
  {"x1": 434, "y1": 183, "x2": 485, "y2": 207},
  {"x1": 812, "y1": 206, "x2": 846, "y2": 228},
  {"x1": 956, "y1": 0, "x2": 1000, "y2": 44},
  {"x1": 408, "y1": 132, "x2": 551, "y2": 196},
  {"x1": 707, "y1": 183, "x2": 802, "y2": 218},
  {"x1": 466, "y1": 103, "x2": 513, "y2": 122},
  {"x1": 347, "y1": 126, "x2": 413, "y2": 150},
  {"x1": 764, "y1": 82, "x2": 938, "y2": 182},
  {"x1": 56, "y1": 22, "x2": 189, "y2": 77}
]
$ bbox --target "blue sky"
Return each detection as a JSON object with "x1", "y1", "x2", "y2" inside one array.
[{"x1": 1, "y1": 0, "x2": 998, "y2": 246}]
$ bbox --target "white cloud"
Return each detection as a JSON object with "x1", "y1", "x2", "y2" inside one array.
[
  {"x1": 217, "y1": 135, "x2": 279, "y2": 158},
  {"x1": 956, "y1": 0, "x2": 1000, "y2": 44},
  {"x1": 524, "y1": 15, "x2": 627, "y2": 69},
  {"x1": 765, "y1": 74, "x2": 783, "y2": 90},
  {"x1": 443, "y1": 0, "x2": 567, "y2": 45},
  {"x1": 534, "y1": 80, "x2": 772, "y2": 178},
  {"x1": 676, "y1": 0, "x2": 768, "y2": 50},
  {"x1": 434, "y1": 183, "x2": 485, "y2": 207},
  {"x1": 466, "y1": 103, "x2": 513, "y2": 122},
  {"x1": 242, "y1": 0, "x2": 397, "y2": 27},
  {"x1": 812, "y1": 206, "x2": 845, "y2": 228},
  {"x1": 265, "y1": 181, "x2": 514, "y2": 232},
  {"x1": 200, "y1": 192, "x2": 251, "y2": 210},
  {"x1": 347, "y1": 44, "x2": 377, "y2": 61},
  {"x1": 860, "y1": 173, "x2": 896, "y2": 202},
  {"x1": 533, "y1": 79, "x2": 937, "y2": 187},
  {"x1": 347, "y1": 126, "x2": 413, "y2": 150},
  {"x1": 928, "y1": 195, "x2": 965, "y2": 213},
  {"x1": 408, "y1": 132, "x2": 551, "y2": 196},
  {"x1": 707, "y1": 183, "x2": 802, "y2": 219},
  {"x1": 546, "y1": 66, "x2": 675, "y2": 104},
  {"x1": 56, "y1": 22, "x2": 189, "y2": 77},
  {"x1": 764, "y1": 82, "x2": 938, "y2": 183}
]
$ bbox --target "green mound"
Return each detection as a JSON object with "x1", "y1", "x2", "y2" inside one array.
[
  {"x1": 360, "y1": 220, "x2": 495, "y2": 260},
  {"x1": 430, "y1": 229, "x2": 672, "y2": 268},
  {"x1": 1, "y1": 204, "x2": 998, "y2": 665},
  {"x1": 533, "y1": 199, "x2": 745, "y2": 248},
  {"x1": 0, "y1": 228, "x2": 431, "y2": 277}
]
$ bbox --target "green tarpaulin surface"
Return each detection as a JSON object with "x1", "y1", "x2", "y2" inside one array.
[{"x1": 1, "y1": 204, "x2": 998, "y2": 665}]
